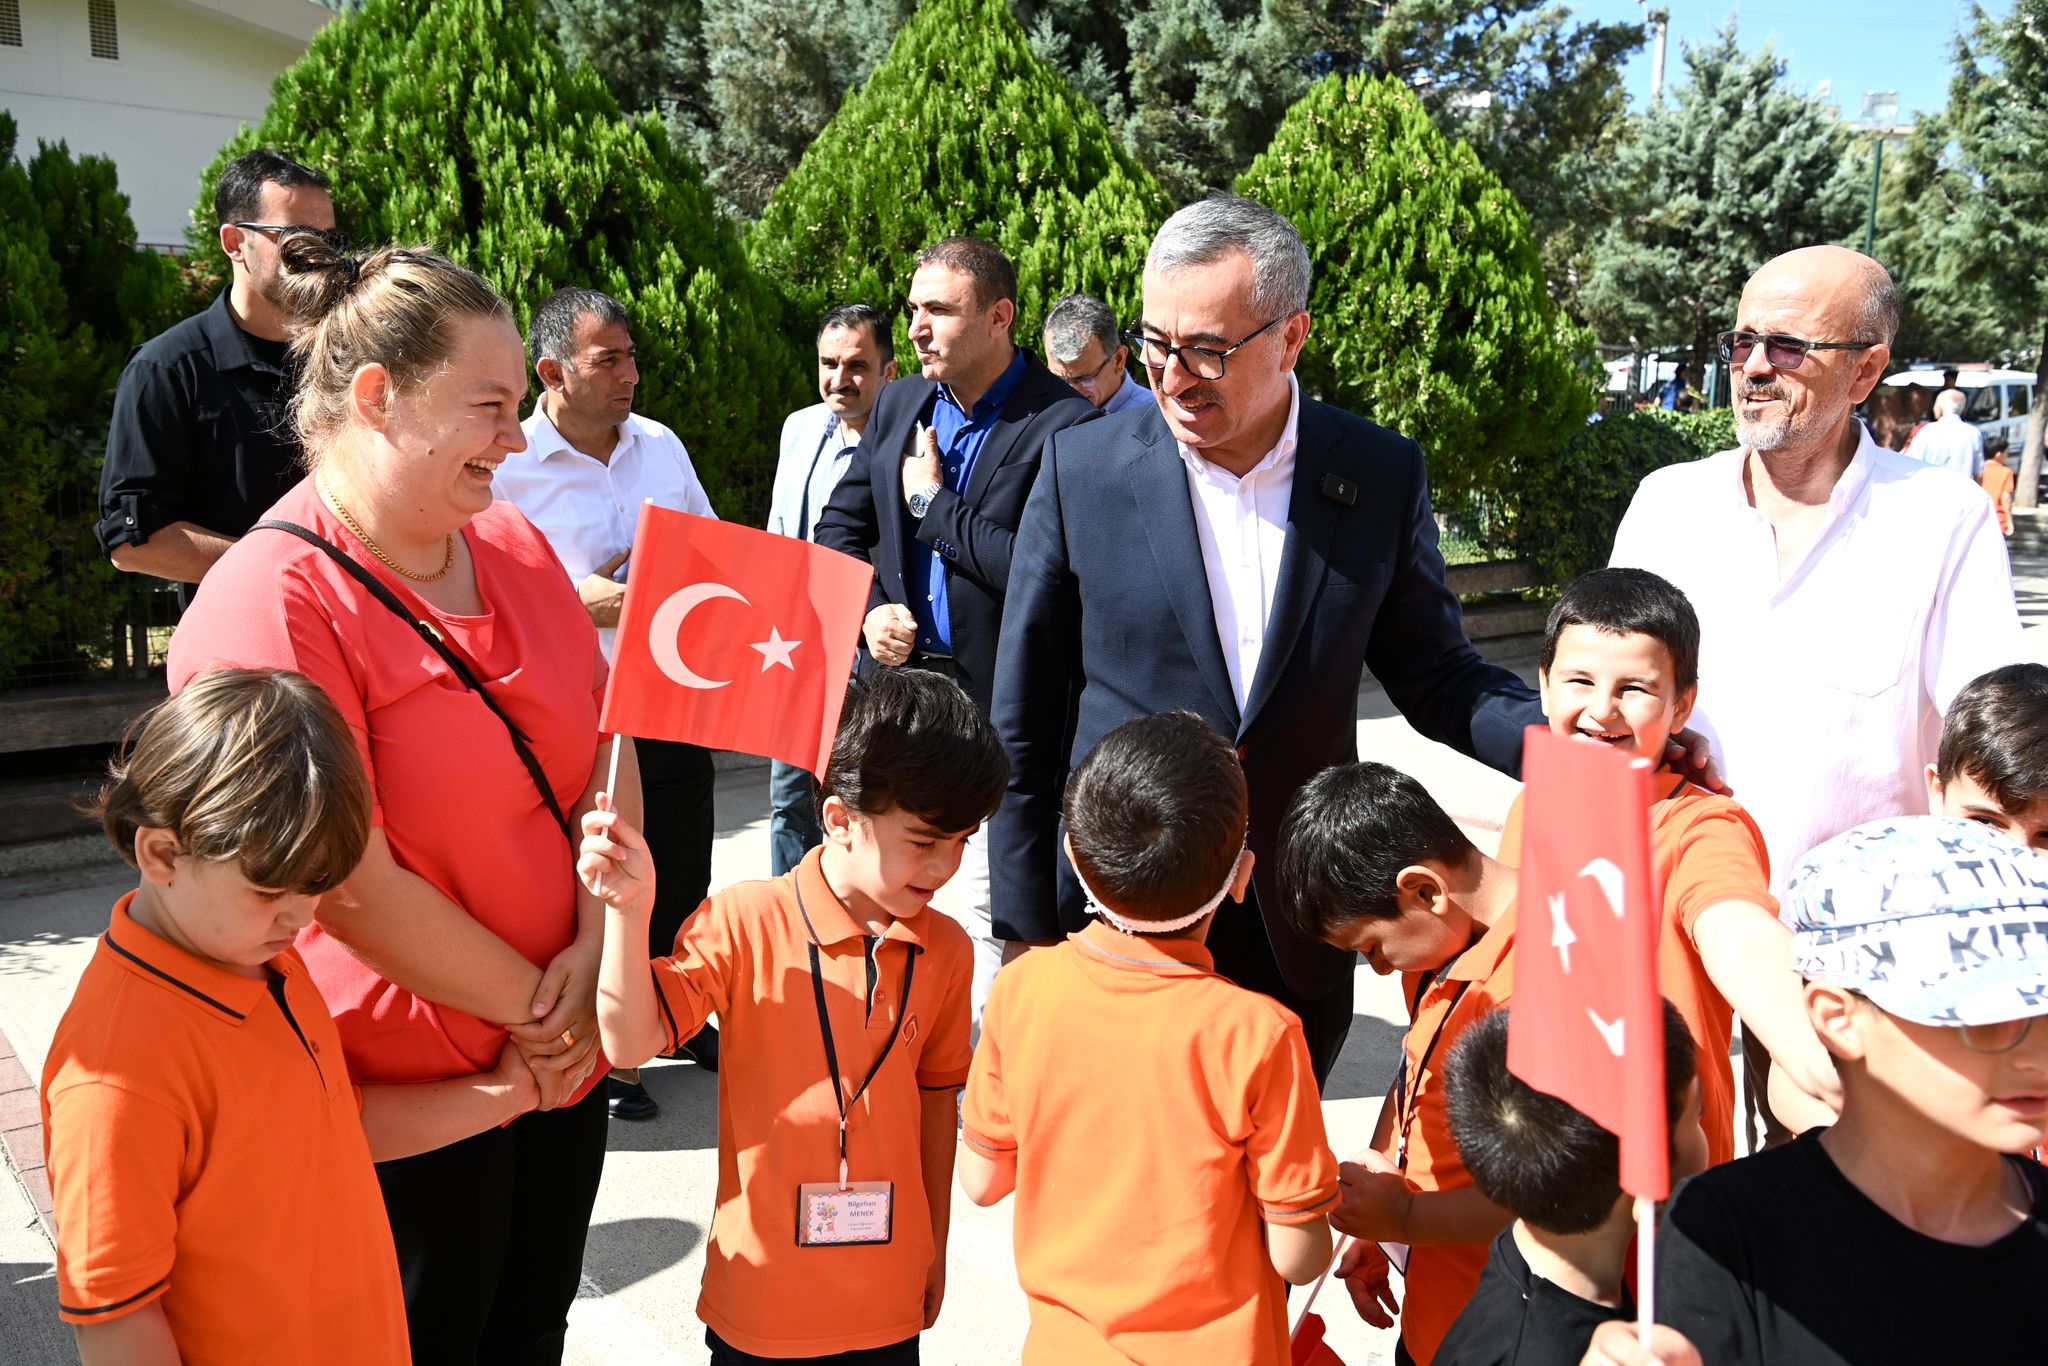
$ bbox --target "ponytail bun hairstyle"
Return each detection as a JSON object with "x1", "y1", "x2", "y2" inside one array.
[{"x1": 275, "y1": 233, "x2": 511, "y2": 463}]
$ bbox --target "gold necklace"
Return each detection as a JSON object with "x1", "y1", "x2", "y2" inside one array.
[{"x1": 323, "y1": 486, "x2": 455, "y2": 582}]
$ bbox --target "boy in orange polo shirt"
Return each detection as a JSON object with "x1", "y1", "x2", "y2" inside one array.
[
  {"x1": 1499, "y1": 568, "x2": 1841, "y2": 1161},
  {"x1": 43, "y1": 669, "x2": 541, "y2": 1366},
  {"x1": 1277, "y1": 761, "x2": 1519, "y2": 1366},
  {"x1": 584, "y1": 669, "x2": 1006, "y2": 1363},
  {"x1": 954, "y1": 710, "x2": 1338, "y2": 1365}
]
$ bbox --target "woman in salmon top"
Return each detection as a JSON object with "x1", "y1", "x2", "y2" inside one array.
[{"x1": 168, "y1": 235, "x2": 640, "y2": 1364}]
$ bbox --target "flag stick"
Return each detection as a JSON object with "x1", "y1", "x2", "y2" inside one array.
[
  {"x1": 592, "y1": 733, "x2": 624, "y2": 898},
  {"x1": 1290, "y1": 1234, "x2": 1348, "y2": 1341},
  {"x1": 1635, "y1": 1195, "x2": 1657, "y2": 1351}
]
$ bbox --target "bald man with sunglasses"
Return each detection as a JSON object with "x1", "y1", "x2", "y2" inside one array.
[{"x1": 1610, "y1": 246, "x2": 2025, "y2": 1138}]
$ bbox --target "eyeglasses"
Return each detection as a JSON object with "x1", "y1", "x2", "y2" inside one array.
[
  {"x1": 1061, "y1": 349, "x2": 1125, "y2": 392},
  {"x1": 1961, "y1": 1015, "x2": 2037, "y2": 1054},
  {"x1": 1715, "y1": 329, "x2": 1879, "y2": 370},
  {"x1": 232, "y1": 222, "x2": 350, "y2": 253},
  {"x1": 1124, "y1": 316, "x2": 1286, "y2": 381}
]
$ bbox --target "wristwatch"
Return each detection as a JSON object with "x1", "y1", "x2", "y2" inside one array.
[{"x1": 907, "y1": 482, "x2": 943, "y2": 519}]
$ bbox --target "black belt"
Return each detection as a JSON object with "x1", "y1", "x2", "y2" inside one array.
[{"x1": 905, "y1": 652, "x2": 957, "y2": 678}]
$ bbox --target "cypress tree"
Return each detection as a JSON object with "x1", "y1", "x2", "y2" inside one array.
[
  {"x1": 746, "y1": 0, "x2": 1172, "y2": 349},
  {"x1": 1236, "y1": 74, "x2": 1592, "y2": 512},
  {"x1": 189, "y1": 0, "x2": 804, "y2": 519}
]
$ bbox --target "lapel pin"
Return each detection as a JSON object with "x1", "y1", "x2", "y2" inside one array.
[{"x1": 1321, "y1": 474, "x2": 1357, "y2": 507}]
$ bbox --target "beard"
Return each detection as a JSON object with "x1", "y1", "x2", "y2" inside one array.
[{"x1": 1735, "y1": 381, "x2": 1820, "y2": 454}]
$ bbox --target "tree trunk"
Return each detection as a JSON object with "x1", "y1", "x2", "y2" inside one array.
[{"x1": 2021, "y1": 315, "x2": 2048, "y2": 510}]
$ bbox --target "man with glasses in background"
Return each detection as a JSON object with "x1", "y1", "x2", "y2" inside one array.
[
  {"x1": 990, "y1": 195, "x2": 1543, "y2": 1087},
  {"x1": 1610, "y1": 244, "x2": 2026, "y2": 1145},
  {"x1": 97, "y1": 150, "x2": 340, "y2": 608},
  {"x1": 1043, "y1": 292, "x2": 1149, "y2": 415}
]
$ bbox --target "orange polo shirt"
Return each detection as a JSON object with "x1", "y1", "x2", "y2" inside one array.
[
  {"x1": 963, "y1": 920, "x2": 1339, "y2": 1365},
  {"x1": 1499, "y1": 767, "x2": 1775, "y2": 1167},
  {"x1": 1983, "y1": 461, "x2": 2016, "y2": 535},
  {"x1": 1385, "y1": 907, "x2": 1518, "y2": 1366},
  {"x1": 41, "y1": 894, "x2": 408, "y2": 1365},
  {"x1": 647, "y1": 846, "x2": 973, "y2": 1357}
]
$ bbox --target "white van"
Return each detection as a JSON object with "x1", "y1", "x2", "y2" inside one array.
[{"x1": 1882, "y1": 367, "x2": 2034, "y2": 450}]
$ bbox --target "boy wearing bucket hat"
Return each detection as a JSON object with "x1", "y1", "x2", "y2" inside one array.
[{"x1": 1641, "y1": 818, "x2": 2048, "y2": 1364}]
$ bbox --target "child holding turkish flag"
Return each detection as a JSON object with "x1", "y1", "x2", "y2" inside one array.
[
  {"x1": 1276, "y1": 762, "x2": 1521, "y2": 1366},
  {"x1": 1500, "y1": 568, "x2": 1841, "y2": 1163}
]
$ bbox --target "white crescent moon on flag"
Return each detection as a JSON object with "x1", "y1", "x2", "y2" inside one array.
[
  {"x1": 1578, "y1": 857, "x2": 1628, "y2": 919},
  {"x1": 648, "y1": 583, "x2": 749, "y2": 689}
]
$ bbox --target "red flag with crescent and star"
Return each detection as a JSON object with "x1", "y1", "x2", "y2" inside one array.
[
  {"x1": 599, "y1": 502, "x2": 874, "y2": 777},
  {"x1": 1507, "y1": 726, "x2": 1671, "y2": 1200}
]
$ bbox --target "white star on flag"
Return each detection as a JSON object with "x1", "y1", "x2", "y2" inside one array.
[
  {"x1": 1587, "y1": 1008, "x2": 1625, "y2": 1057},
  {"x1": 1548, "y1": 892, "x2": 1577, "y2": 973},
  {"x1": 749, "y1": 627, "x2": 802, "y2": 672}
]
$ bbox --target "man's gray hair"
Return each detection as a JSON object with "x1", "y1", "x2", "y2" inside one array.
[
  {"x1": 1146, "y1": 195, "x2": 1312, "y2": 318},
  {"x1": 1856, "y1": 255, "x2": 1902, "y2": 345},
  {"x1": 1043, "y1": 293, "x2": 1120, "y2": 365},
  {"x1": 530, "y1": 287, "x2": 631, "y2": 369},
  {"x1": 1934, "y1": 387, "x2": 1968, "y2": 418}
]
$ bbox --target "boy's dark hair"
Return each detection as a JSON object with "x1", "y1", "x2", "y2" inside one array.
[
  {"x1": 820, "y1": 669, "x2": 1008, "y2": 833},
  {"x1": 91, "y1": 669, "x2": 371, "y2": 895},
  {"x1": 1988, "y1": 435, "x2": 2012, "y2": 458},
  {"x1": 1937, "y1": 663, "x2": 2048, "y2": 814},
  {"x1": 214, "y1": 149, "x2": 331, "y2": 226},
  {"x1": 1277, "y1": 762, "x2": 1477, "y2": 938},
  {"x1": 819, "y1": 302, "x2": 895, "y2": 362},
  {"x1": 1062, "y1": 710, "x2": 1247, "y2": 922},
  {"x1": 1445, "y1": 1002, "x2": 1698, "y2": 1235},
  {"x1": 1540, "y1": 567, "x2": 1700, "y2": 694}
]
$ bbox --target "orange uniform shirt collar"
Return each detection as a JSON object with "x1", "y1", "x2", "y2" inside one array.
[
  {"x1": 1445, "y1": 902, "x2": 1518, "y2": 986},
  {"x1": 1071, "y1": 918, "x2": 1216, "y2": 975},
  {"x1": 102, "y1": 889, "x2": 281, "y2": 1024},
  {"x1": 795, "y1": 846, "x2": 935, "y2": 950}
]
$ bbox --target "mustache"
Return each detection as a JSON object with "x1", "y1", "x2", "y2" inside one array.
[
  {"x1": 1739, "y1": 382, "x2": 1788, "y2": 402},
  {"x1": 1176, "y1": 387, "x2": 1223, "y2": 407}
]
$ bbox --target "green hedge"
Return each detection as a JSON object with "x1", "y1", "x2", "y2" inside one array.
[{"x1": 1508, "y1": 408, "x2": 1733, "y2": 591}]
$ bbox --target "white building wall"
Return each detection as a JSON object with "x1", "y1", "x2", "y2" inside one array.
[{"x1": 0, "y1": 0, "x2": 328, "y2": 247}]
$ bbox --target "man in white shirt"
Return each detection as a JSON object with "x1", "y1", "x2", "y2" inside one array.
[
  {"x1": 1610, "y1": 245, "x2": 2025, "y2": 1141},
  {"x1": 1902, "y1": 387, "x2": 1987, "y2": 481},
  {"x1": 494, "y1": 287, "x2": 720, "y2": 1119},
  {"x1": 1043, "y1": 292, "x2": 1150, "y2": 415},
  {"x1": 763, "y1": 304, "x2": 897, "y2": 874}
]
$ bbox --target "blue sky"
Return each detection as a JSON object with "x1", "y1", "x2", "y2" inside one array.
[{"x1": 1575, "y1": 1, "x2": 2010, "y2": 122}]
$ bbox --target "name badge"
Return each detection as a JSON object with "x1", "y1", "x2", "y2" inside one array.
[{"x1": 796, "y1": 1180, "x2": 895, "y2": 1246}]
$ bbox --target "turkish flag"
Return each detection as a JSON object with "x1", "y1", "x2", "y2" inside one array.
[
  {"x1": 1289, "y1": 1311, "x2": 1347, "y2": 1365},
  {"x1": 599, "y1": 503, "x2": 874, "y2": 777},
  {"x1": 1506, "y1": 727, "x2": 1670, "y2": 1199}
]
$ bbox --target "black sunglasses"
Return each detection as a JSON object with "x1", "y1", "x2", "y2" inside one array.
[
  {"x1": 233, "y1": 222, "x2": 350, "y2": 254},
  {"x1": 1716, "y1": 329, "x2": 1878, "y2": 370}
]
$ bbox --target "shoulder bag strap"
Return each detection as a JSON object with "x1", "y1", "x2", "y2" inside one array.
[{"x1": 253, "y1": 519, "x2": 575, "y2": 848}]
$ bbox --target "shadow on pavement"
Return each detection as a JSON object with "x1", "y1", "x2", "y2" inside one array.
[
  {"x1": 579, "y1": 1216, "x2": 703, "y2": 1295},
  {"x1": 1321, "y1": 1012, "x2": 1409, "y2": 1104},
  {"x1": 601, "y1": 1061, "x2": 720, "y2": 1153}
]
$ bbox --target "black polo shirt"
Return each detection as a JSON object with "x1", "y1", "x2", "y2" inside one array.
[
  {"x1": 96, "y1": 290, "x2": 303, "y2": 608},
  {"x1": 1434, "y1": 1225, "x2": 1633, "y2": 1365}
]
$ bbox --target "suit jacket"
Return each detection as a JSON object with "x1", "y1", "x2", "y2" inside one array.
[
  {"x1": 813, "y1": 352, "x2": 1094, "y2": 716},
  {"x1": 989, "y1": 399, "x2": 1542, "y2": 998}
]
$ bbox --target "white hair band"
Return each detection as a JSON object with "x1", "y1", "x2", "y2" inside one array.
[{"x1": 1076, "y1": 849, "x2": 1247, "y2": 936}]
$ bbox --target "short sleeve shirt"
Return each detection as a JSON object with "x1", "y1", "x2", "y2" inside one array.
[
  {"x1": 644, "y1": 846, "x2": 973, "y2": 1358},
  {"x1": 1499, "y1": 767, "x2": 1776, "y2": 1167},
  {"x1": 96, "y1": 291, "x2": 304, "y2": 608},
  {"x1": 42, "y1": 894, "x2": 408, "y2": 1364},
  {"x1": 1435, "y1": 1225, "x2": 1633, "y2": 1366},
  {"x1": 1388, "y1": 910, "x2": 1519, "y2": 1366},
  {"x1": 963, "y1": 921, "x2": 1338, "y2": 1365},
  {"x1": 166, "y1": 481, "x2": 606, "y2": 1091}
]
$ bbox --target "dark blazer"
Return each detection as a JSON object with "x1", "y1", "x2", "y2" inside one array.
[
  {"x1": 813, "y1": 352, "x2": 1093, "y2": 716},
  {"x1": 989, "y1": 398, "x2": 1542, "y2": 998}
]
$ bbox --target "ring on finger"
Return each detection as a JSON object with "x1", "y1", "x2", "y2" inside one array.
[{"x1": 560, "y1": 1028, "x2": 576, "y2": 1047}]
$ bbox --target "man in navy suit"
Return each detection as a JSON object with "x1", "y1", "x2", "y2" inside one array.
[
  {"x1": 816, "y1": 236, "x2": 1092, "y2": 1019},
  {"x1": 989, "y1": 197, "x2": 1542, "y2": 1082}
]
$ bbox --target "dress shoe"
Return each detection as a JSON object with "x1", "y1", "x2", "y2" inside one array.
[{"x1": 607, "y1": 1074, "x2": 658, "y2": 1121}]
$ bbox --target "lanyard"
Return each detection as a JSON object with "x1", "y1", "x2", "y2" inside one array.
[
  {"x1": 1394, "y1": 968, "x2": 1473, "y2": 1172},
  {"x1": 795, "y1": 879, "x2": 918, "y2": 1188}
]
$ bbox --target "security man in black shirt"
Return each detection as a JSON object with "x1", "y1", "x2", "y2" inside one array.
[{"x1": 96, "y1": 149, "x2": 339, "y2": 609}]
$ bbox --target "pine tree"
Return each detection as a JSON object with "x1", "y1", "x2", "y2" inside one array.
[
  {"x1": 1946, "y1": 0, "x2": 2048, "y2": 505},
  {"x1": 189, "y1": 0, "x2": 805, "y2": 520},
  {"x1": 1574, "y1": 28, "x2": 1864, "y2": 364},
  {"x1": 746, "y1": 0, "x2": 1172, "y2": 348},
  {"x1": 1870, "y1": 118, "x2": 2007, "y2": 363},
  {"x1": 1237, "y1": 74, "x2": 1592, "y2": 512}
]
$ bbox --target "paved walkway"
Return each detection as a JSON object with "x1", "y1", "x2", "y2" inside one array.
[{"x1": 5, "y1": 547, "x2": 2044, "y2": 1365}]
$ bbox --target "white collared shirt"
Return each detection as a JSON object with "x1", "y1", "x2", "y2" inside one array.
[
  {"x1": 766, "y1": 401, "x2": 862, "y2": 542},
  {"x1": 495, "y1": 406, "x2": 717, "y2": 659},
  {"x1": 1902, "y1": 413, "x2": 1986, "y2": 482},
  {"x1": 1611, "y1": 422, "x2": 2026, "y2": 890},
  {"x1": 1179, "y1": 375, "x2": 1301, "y2": 712}
]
